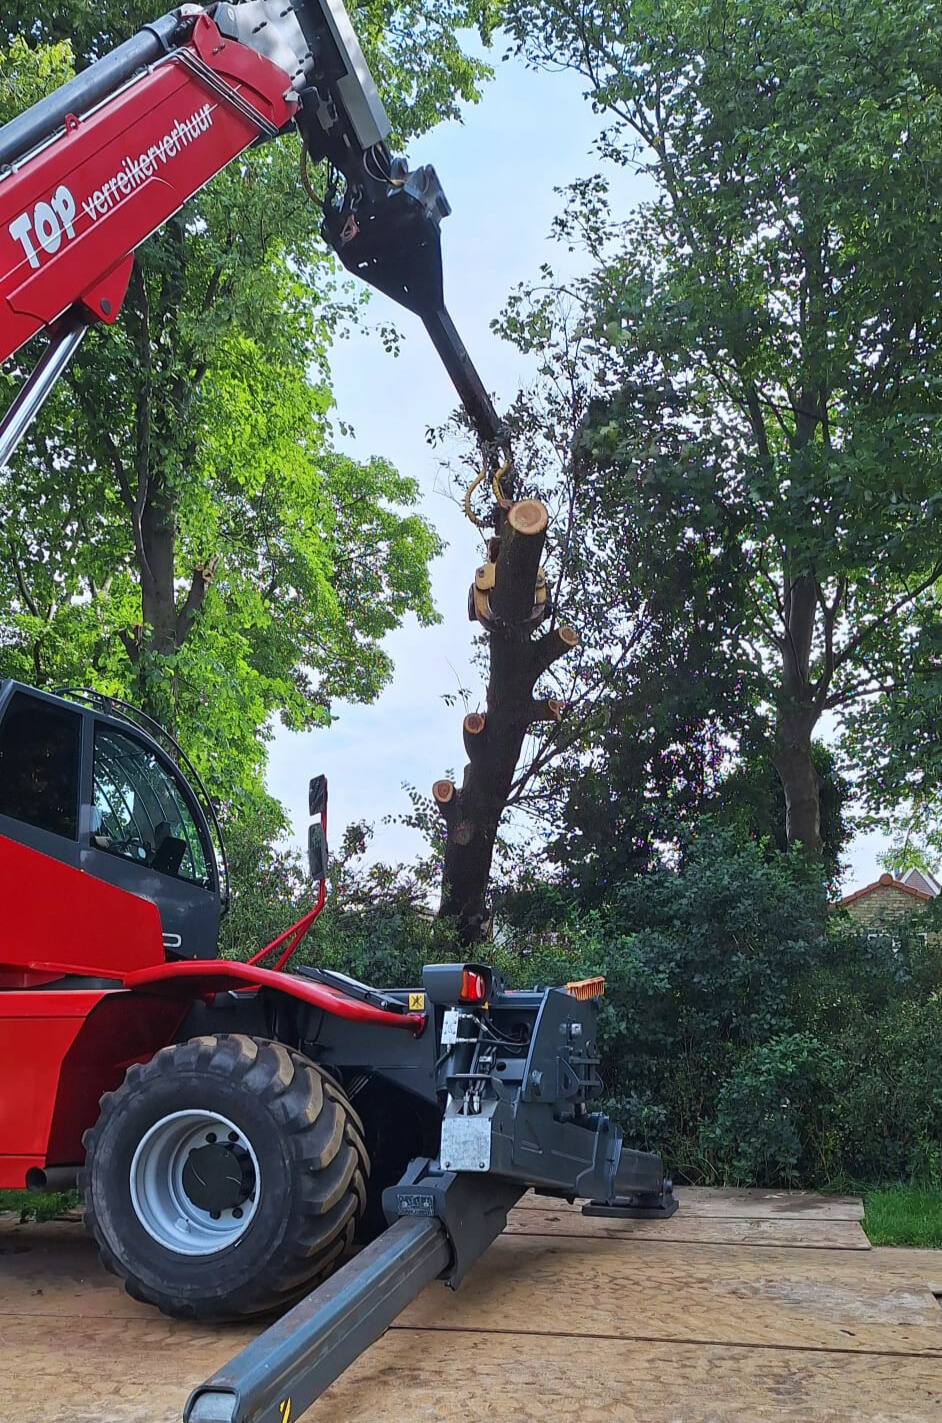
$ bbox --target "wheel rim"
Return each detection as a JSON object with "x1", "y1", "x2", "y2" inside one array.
[{"x1": 129, "y1": 1109, "x2": 261, "y2": 1255}]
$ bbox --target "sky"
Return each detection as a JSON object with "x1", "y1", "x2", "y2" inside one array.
[{"x1": 265, "y1": 42, "x2": 891, "y2": 896}]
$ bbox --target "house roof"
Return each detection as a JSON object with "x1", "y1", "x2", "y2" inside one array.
[
  {"x1": 902, "y1": 867, "x2": 941, "y2": 896},
  {"x1": 840, "y1": 873, "x2": 933, "y2": 907}
]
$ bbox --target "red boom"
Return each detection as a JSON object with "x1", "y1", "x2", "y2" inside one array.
[{"x1": 0, "y1": 13, "x2": 296, "y2": 363}]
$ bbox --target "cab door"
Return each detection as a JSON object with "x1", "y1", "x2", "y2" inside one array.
[{"x1": 79, "y1": 720, "x2": 221, "y2": 959}]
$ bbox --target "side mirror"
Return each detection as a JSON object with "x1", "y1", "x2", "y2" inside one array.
[
  {"x1": 308, "y1": 822, "x2": 329, "y2": 882},
  {"x1": 309, "y1": 774, "x2": 328, "y2": 817}
]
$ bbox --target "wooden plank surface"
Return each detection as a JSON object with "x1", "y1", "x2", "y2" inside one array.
[
  {"x1": 1, "y1": 1189, "x2": 938, "y2": 1423},
  {"x1": 2, "y1": 1323, "x2": 941, "y2": 1423},
  {"x1": 507, "y1": 1205, "x2": 871, "y2": 1249},
  {"x1": 517, "y1": 1186, "x2": 865, "y2": 1220},
  {"x1": 396, "y1": 1235, "x2": 942, "y2": 1355}
]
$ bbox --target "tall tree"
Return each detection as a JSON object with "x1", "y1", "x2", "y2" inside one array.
[
  {"x1": 504, "y1": 0, "x2": 942, "y2": 855},
  {"x1": 0, "y1": 0, "x2": 496, "y2": 797}
]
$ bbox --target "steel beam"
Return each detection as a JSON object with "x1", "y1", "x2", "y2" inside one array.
[
  {"x1": 0, "y1": 15, "x2": 179, "y2": 171},
  {"x1": 184, "y1": 1217, "x2": 450, "y2": 1423}
]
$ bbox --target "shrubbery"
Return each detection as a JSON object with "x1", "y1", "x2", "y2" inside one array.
[
  {"x1": 565, "y1": 836, "x2": 942, "y2": 1188},
  {"x1": 226, "y1": 819, "x2": 942, "y2": 1190}
]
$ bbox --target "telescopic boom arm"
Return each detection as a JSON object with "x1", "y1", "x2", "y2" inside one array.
[{"x1": 0, "y1": 0, "x2": 506, "y2": 470}]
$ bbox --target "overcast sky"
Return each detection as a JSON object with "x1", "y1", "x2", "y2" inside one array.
[{"x1": 265, "y1": 44, "x2": 890, "y2": 895}]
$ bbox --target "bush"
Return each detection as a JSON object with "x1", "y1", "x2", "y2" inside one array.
[
  {"x1": 573, "y1": 830, "x2": 832, "y2": 1176},
  {"x1": 501, "y1": 830, "x2": 942, "y2": 1189},
  {"x1": 701, "y1": 1033, "x2": 838, "y2": 1185}
]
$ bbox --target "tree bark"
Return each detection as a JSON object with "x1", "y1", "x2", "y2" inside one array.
[
  {"x1": 108, "y1": 238, "x2": 217, "y2": 729},
  {"x1": 434, "y1": 493, "x2": 576, "y2": 943},
  {"x1": 772, "y1": 571, "x2": 823, "y2": 855},
  {"x1": 772, "y1": 703, "x2": 822, "y2": 853}
]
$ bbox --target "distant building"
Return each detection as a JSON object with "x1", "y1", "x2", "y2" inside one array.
[
  {"x1": 839, "y1": 872, "x2": 934, "y2": 932},
  {"x1": 900, "y1": 867, "x2": 941, "y2": 898}
]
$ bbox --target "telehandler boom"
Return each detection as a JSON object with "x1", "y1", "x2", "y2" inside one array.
[{"x1": 0, "y1": 0, "x2": 505, "y2": 470}]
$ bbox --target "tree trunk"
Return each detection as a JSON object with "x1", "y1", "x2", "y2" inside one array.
[
  {"x1": 434, "y1": 496, "x2": 576, "y2": 943},
  {"x1": 772, "y1": 573, "x2": 823, "y2": 855},
  {"x1": 136, "y1": 482, "x2": 179, "y2": 725},
  {"x1": 772, "y1": 703, "x2": 822, "y2": 854}
]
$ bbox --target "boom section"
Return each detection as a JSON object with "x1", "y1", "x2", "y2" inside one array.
[
  {"x1": 0, "y1": 12, "x2": 298, "y2": 366},
  {"x1": 0, "y1": 0, "x2": 507, "y2": 467}
]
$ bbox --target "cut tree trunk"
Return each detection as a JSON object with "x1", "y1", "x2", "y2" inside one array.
[{"x1": 434, "y1": 495, "x2": 577, "y2": 943}]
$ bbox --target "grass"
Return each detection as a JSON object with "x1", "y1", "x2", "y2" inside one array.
[
  {"x1": 863, "y1": 1187, "x2": 942, "y2": 1248},
  {"x1": 0, "y1": 1189, "x2": 79, "y2": 1223}
]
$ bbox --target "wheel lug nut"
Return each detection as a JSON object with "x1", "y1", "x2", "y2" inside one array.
[
  {"x1": 232, "y1": 1207, "x2": 243, "y2": 1219},
  {"x1": 210, "y1": 1210, "x2": 221, "y2": 1220},
  {"x1": 206, "y1": 1132, "x2": 217, "y2": 1143}
]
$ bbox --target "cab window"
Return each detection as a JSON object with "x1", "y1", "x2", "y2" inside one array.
[
  {"x1": 0, "y1": 691, "x2": 80, "y2": 839},
  {"x1": 92, "y1": 725, "x2": 210, "y2": 887}
]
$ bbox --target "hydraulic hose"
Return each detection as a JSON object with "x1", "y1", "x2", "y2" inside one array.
[{"x1": 0, "y1": 14, "x2": 180, "y2": 170}]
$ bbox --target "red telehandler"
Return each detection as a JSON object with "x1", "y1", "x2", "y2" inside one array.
[{"x1": 0, "y1": 6, "x2": 676, "y2": 1421}]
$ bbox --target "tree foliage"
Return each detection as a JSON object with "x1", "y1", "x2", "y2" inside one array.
[
  {"x1": 711, "y1": 738, "x2": 852, "y2": 887},
  {"x1": 503, "y1": 0, "x2": 942, "y2": 856}
]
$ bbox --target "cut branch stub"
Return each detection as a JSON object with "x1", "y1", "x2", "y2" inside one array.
[
  {"x1": 432, "y1": 778, "x2": 458, "y2": 825},
  {"x1": 530, "y1": 697, "x2": 566, "y2": 724},
  {"x1": 463, "y1": 712, "x2": 487, "y2": 759},
  {"x1": 532, "y1": 624, "x2": 579, "y2": 678},
  {"x1": 490, "y1": 498, "x2": 549, "y2": 627}
]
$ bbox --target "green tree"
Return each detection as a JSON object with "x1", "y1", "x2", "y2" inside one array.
[
  {"x1": 838, "y1": 606, "x2": 942, "y2": 865},
  {"x1": 504, "y1": 0, "x2": 942, "y2": 857},
  {"x1": 0, "y1": 0, "x2": 495, "y2": 799},
  {"x1": 711, "y1": 738, "x2": 852, "y2": 887}
]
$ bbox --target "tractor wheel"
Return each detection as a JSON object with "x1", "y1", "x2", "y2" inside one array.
[{"x1": 80, "y1": 1034, "x2": 369, "y2": 1321}]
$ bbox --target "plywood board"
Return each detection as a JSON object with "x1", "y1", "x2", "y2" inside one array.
[
  {"x1": 2, "y1": 1323, "x2": 940, "y2": 1423},
  {"x1": 517, "y1": 1186, "x2": 865, "y2": 1220},
  {"x1": 676, "y1": 1187, "x2": 865, "y2": 1219},
  {"x1": 506, "y1": 1205, "x2": 871, "y2": 1250},
  {"x1": 1, "y1": 1192, "x2": 937, "y2": 1423},
  {"x1": 317, "y1": 1332, "x2": 942, "y2": 1423},
  {"x1": 396, "y1": 1235, "x2": 942, "y2": 1355},
  {"x1": 0, "y1": 1317, "x2": 250, "y2": 1423}
]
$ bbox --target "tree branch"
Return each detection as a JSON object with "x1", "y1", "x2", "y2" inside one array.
[
  {"x1": 175, "y1": 555, "x2": 219, "y2": 647},
  {"x1": 530, "y1": 624, "x2": 579, "y2": 680},
  {"x1": 832, "y1": 562, "x2": 942, "y2": 672}
]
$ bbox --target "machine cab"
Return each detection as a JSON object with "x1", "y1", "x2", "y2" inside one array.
[{"x1": 0, "y1": 681, "x2": 226, "y2": 964}]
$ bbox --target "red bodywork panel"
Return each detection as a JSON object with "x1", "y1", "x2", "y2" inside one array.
[
  {"x1": 0, "y1": 990, "x2": 186, "y2": 1186},
  {"x1": 0, "y1": 832, "x2": 165, "y2": 978},
  {"x1": 0, "y1": 14, "x2": 297, "y2": 363}
]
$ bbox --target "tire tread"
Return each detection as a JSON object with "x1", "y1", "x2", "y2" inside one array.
[{"x1": 81, "y1": 1033, "x2": 369, "y2": 1321}]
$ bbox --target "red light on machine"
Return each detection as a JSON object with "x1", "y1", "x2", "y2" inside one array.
[{"x1": 459, "y1": 968, "x2": 487, "y2": 1003}]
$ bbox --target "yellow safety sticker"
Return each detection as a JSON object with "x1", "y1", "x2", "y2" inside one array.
[
  {"x1": 279, "y1": 1401, "x2": 292, "y2": 1423},
  {"x1": 408, "y1": 992, "x2": 426, "y2": 1011}
]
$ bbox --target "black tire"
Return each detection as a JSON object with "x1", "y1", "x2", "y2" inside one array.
[{"x1": 80, "y1": 1033, "x2": 369, "y2": 1321}]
